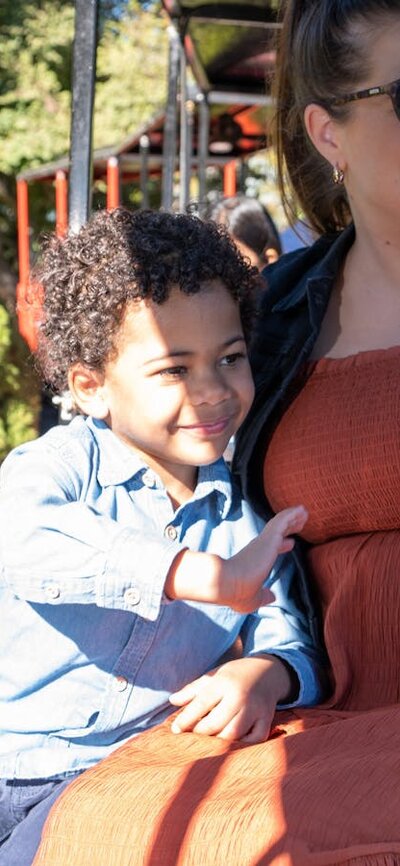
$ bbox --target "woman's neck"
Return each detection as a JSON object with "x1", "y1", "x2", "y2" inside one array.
[
  {"x1": 348, "y1": 215, "x2": 400, "y2": 291},
  {"x1": 310, "y1": 219, "x2": 400, "y2": 360}
]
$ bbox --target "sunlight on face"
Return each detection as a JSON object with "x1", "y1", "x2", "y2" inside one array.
[{"x1": 99, "y1": 280, "x2": 255, "y2": 494}]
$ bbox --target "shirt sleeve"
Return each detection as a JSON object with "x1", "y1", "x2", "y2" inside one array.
[
  {"x1": 0, "y1": 444, "x2": 184, "y2": 622},
  {"x1": 240, "y1": 554, "x2": 328, "y2": 707}
]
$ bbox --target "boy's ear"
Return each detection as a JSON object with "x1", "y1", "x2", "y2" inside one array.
[
  {"x1": 303, "y1": 103, "x2": 346, "y2": 173},
  {"x1": 68, "y1": 364, "x2": 109, "y2": 420}
]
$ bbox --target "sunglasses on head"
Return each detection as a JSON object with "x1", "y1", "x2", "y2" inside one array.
[{"x1": 329, "y1": 77, "x2": 400, "y2": 121}]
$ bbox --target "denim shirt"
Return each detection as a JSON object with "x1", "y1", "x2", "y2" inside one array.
[{"x1": 0, "y1": 416, "x2": 324, "y2": 780}]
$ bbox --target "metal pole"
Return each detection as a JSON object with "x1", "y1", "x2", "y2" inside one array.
[
  {"x1": 16, "y1": 179, "x2": 30, "y2": 288},
  {"x1": 106, "y1": 157, "x2": 120, "y2": 210},
  {"x1": 238, "y1": 159, "x2": 248, "y2": 193},
  {"x1": 55, "y1": 170, "x2": 68, "y2": 237},
  {"x1": 16, "y1": 178, "x2": 33, "y2": 348},
  {"x1": 15, "y1": 178, "x2": 40, "y2": 352},
  {"x1": 68, "y1": 0, "x2": 98, "y2": 234},
  {"x1": 139, "y1": 135, "x2": 150, "y2": 209},
  {"x1": 197, "y1": 94, "x2": 209, "y2": 213},
  {"x1": 223, "y1": 160, "x2": 237, "y2": 196},
  {"x1": 179, "y1": 45, "x2": 189, "y2": 213},
  {"x1": 161, "y1": 24, "x2": 180, "y2": 211},
  {"x1": 186, "y1": 100, "x2": 195, "y2": 204}
]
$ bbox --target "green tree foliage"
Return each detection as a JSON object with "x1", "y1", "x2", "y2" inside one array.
[
  {"x1": 0, "y1": 1, "x2": 75, "y2": 172},
  {"x1": 0, "y1": 302, "x2": 39, "y2": 461},
  {"x1": 94, "y1": 2, "x2": 168, "y2": 148},
  {"x1": 0, "y1": 0, "x2": 167, "y2": 171}
]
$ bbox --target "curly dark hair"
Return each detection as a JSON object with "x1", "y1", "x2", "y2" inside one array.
[{"x1": 33, "y1": 207, "x2": 261, "y2": 393}]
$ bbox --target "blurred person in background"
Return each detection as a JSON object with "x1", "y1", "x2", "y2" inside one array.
[{"x1": 204, "y1": 194, "x2": 282, "y2": 271}]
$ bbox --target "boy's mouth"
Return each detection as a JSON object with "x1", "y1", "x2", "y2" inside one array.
[{"x1": 179, "y1": 416, "x2": 234, "y2": 437}]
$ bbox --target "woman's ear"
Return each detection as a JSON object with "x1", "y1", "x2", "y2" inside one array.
[
  {"x1": 68, "y1": 364, "x2": 109, "y2": 420},
  {"x1": 303, "y1": 103, "x2": 346, "y2": 173}
]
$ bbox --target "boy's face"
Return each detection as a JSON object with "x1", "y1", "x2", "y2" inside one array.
[{"x1": 80, "y1": 280, "x2": 254, "y2": 496}]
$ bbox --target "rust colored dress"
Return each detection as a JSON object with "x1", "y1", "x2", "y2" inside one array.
[{"x1": 34, "y1": 348, "x2": 400, "y2": 866}]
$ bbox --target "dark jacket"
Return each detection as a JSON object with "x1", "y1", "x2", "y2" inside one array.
[{"x1": 233, "y1": 223, "x2": 355, "y2": 648}]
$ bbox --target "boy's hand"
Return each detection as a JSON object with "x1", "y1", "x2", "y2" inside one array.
[
  {"x1": 169, "y1": 654, "x2": 293, "y2": 744},
  {"x1": 218, "y1": 505, "x2": 307, "y2": 612},
  {"x1": 165, "y1": 505, "x2": 308, "y2": 613}
]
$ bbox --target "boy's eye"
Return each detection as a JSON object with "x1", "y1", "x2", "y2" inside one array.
[
  {"x1": 158, "y1": 366, "x2": 187, "y2": 379},
  {"x1": 220, "y1": 352, "x2": 246, "y2": 367}
]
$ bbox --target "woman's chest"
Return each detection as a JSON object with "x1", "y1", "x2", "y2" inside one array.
[{"x1": 263, "y1": 347, "x2": 400, "y2": 543}]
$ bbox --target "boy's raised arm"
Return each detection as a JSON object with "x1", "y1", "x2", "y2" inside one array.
[{"x1": 0, "y1": 432, "x2": 306, "y2": 620}]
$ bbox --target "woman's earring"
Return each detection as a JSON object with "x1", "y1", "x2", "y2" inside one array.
[{"x1": 332, "y1": 164, "x2": 345, "y2": 185}]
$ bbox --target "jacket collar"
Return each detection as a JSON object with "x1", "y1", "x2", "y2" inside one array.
[{"x1": 270, "y1": 223, "x2": 355, "y2": 313}]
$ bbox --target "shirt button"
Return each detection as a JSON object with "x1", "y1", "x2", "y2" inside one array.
[
  {"x1": 124, "y1": 587, "x2": 141, "y2": 606},
  {"x1": 164, "y1": 525, "x2": 177, "y2": 541},
  {"x1": 114, "y1": 675, "x2": 128, "y2": 692},
  {"x1": 142, "y1": 470, "x2": 156, "y2": 488},
  {"x1": 45, "y1": 584, "x2": 61, "y2": 600}
]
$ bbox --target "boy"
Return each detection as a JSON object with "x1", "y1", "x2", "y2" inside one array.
[{"x1": 0, "y1": 208, "x2": 323, "y2": 864}]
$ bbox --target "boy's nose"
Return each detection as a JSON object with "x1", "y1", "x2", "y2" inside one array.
[{"x1": 191, "y1": 371, "x2": 231, "y2": 405}]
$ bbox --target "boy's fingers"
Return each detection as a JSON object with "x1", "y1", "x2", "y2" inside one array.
[
  {"x1": 278, "y1": 504, "x2": 308, "y2": 533},
  {"x1": 191, "y1": 704, "x2": 274, "y2": 744},
  {"x1": 170, "y1": 670, "x2": 217, "y2": 706},
  {"x1": 266, "y1": 504, "x2": 307, "y2": 531},
  {"x1": 192, "y1": 698, "x2": 240, "y2": 736},
  {"x1": 170, "y1": 689, "x2": 220, "y2": 733},
  {"x1": 191, "y1": 692, "x2": 270, "y2": 740},
  {"x1": 218, "y1": 708, "x2": 272, "y2": 744},
  {"x1": 277, "y1": 538, "x2": 295, "y2": 554},
  {"x1": 169, "y1": 682, "x2": 199, "y2": 706},
  {"x1": 236, "y1": 717, "x2": 271, "y2": 745},
  {"x1": 215, "y1": 707, "x2": 254, "y2": 742}
]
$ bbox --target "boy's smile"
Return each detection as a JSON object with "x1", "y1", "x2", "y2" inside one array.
[{"x1": 76, "y1": 280, "x2": 254, "y2": 503}]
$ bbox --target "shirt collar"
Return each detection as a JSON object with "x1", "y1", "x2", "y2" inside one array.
[
  {"x1": 88, "y1": 418, "x2": 147, "y2": 487},
  {"x1": 193, "y1": 459, "x2": 233, "y2": 519},
  {"x1": 88, "y1": 418, "x2": 233, "y2": 517}
]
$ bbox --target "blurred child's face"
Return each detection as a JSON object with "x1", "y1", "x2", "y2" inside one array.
[
  {"x1": 232, "y1": 236, "x2": 279, "y2": 270},
  {"x1": 92, "y1": 280, "x2": 254, "y2": 496}
]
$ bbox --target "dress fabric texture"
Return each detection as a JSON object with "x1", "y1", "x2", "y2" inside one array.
[{"x1": 33, "y1": 347, "x2": 400, "y2": 866}]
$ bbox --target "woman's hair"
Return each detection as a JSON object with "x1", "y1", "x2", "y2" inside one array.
[
  {"x1": 204, "y1": 195, "x2": 282, "y2": 258},
  {"x1": 34, "y1": 207, "x2": 261, "y2": 393},
  {"x1": 274, "y1": 0, "x2": 399, "y2": 235}
]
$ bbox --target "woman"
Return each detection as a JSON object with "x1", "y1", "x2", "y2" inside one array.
[
  {"x1": 32, "y1": 2, "x2": 400, "y2": 864},
  {"x1": 236, "y1": 0, "x2": 400, "y2": 709}
]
